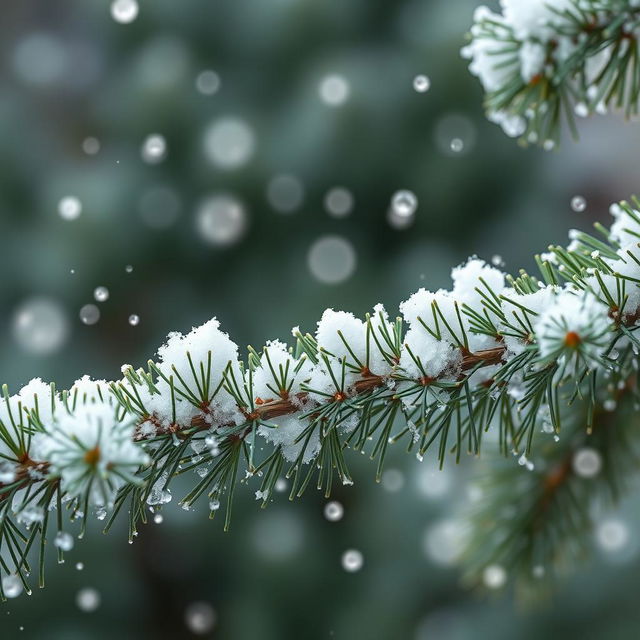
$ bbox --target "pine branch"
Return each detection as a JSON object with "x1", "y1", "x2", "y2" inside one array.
[
  {"x1": 463, "y1": 0, "x2": 640, "y2": 147},
  {"x1": 130, "y1": 347, "x2": 506, "y2": 441},
  {"x1": 2, "y1": 194, "x2": 640, "y2": 599},
  {"x1": 459, "y1": 374, "x2": 640, "y2": 601}
]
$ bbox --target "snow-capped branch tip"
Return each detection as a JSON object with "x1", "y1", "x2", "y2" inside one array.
[{"x1": 462, "y1": 0, "x2": 640, "y2": 147}]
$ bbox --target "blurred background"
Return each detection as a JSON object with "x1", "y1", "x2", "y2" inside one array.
[{"x1": 1, "y1": 0, "x2": 640, "y2": 638}]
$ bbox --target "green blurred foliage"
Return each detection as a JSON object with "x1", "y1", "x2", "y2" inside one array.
[{"x1": 2, "y1": 0, "x2": 640, "y2": 638}]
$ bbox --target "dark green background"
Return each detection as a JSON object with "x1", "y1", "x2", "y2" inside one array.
[{"x1": 1, "y1": 0, "x2": 640, "y2": 638}]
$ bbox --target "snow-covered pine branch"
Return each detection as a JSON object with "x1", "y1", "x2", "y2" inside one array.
[
  {"x1": 463, "y1": 0, "x2": 640, "y2": 147},
  {"x1": 2, "y1": 197, "x2": 640, "y2": 598}
]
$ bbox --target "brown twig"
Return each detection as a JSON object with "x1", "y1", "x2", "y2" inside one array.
[{"x1": 133, "y1": 346, "x2": 507, "y2": 441}]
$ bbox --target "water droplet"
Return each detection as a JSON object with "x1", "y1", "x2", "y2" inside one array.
[
  {"x1": 58, "y1": 196, "x2": 82, "y2": 221},
  {"x1": 153, "y1": 513, "x2": 164, "y2": 524},
  {"x1": 435, "y1": 114, "x2": 476, "y2": 157},
  {"x1": 185, "y1": 601, "x2": 216, "y2": 635},
  {"x1": 323, "y1": 501, "x2": 344, "y2": 522},
  {"x1": 571, "y1": 195, "x2": 587, "y2": 212},
  {"x1": 415, "y1": 467, "x2": 451, "y2": 499},
  {"x1": 572, "y1": 447, "x2": 602, "y2": 478},
  {"x1": 423, "y1": 519, "x2": 465, "y2": 566},
  {"x1": 324, "y1": 187, "x2": 354, "y2": 218},
  {"x1": 274, "y1": 478, "x2": 288, "y2": 493},
  {"x1": 125, "y1": 264, "x2": 133, "y2": 273},
  {"x1": 574, "y1": 102, "x2": 589, "y2": 118},
  {"x1": 141, "y1": 134, "x2": 167, "y2": 164},
  {"x1": 195, "y1": 194, "x2": 248, "y2": 247},
  {"x1": 128, "y1": 314, "x2": 140, "y2": 326},
  {"x1": 308, "y1": 235, "x2": 357, "y2": 284},
  {"x1": 266, "y1": 174, "x2": 305, "y2": 214},
  {"x1": 93, "y1": 286, "x2": 109, "y2": 303},
  {"x1": 413, "y1": 74, "x2": 431, "y2": 93},
  {"x1": 12, "y1": 33, "x2": 66, "y2": 88},
  {"x1": 110, "y1": 0, "x2": 139, "y2": 24},
  {"x1": 596, "y1": 519, "x2": 629, "y2": 552},
  {"x1": 341, "y1": 549, "x2": 363, "y2": 572},
  {"x1": 319, "y1": 74, "x2": 350, "y2": 106},
  {"x1": 532, "y1": 565, "x2": 545, "y2": 578},
  {"x1": 75, "y1": 562, "x2": 84, "y2": 571},
  {"x1": 381, "y1": 468, "x2": 405, "y2": 492},
  {"x1": 195, "y1": 70, "x2": 220, "y2": 96},
  {"x1": 76, "y1": 587, "x2": 101, "y2": 612},
  {"x1": 54, "y1": 531, "x2": 74, "y2": 552},
  {"x1": 2, "y1": 575, "x2": 22, "y2": 599},
  {"x1": 12, "y1": 297, "x2": 69, "y2": 355},
  {"x1": 482, "y1": 564, "x2": 506, "y2": 589},
  {"x1": 391, "y1": 190, "x2": 417, "y2": 218},
  {"x1": 82, "y1": 137, "x2": 100, "y2": 155},
  {"x1": 203, "y1": 117, "x2": 255, "y2": 170},
  {"x1": 79, "y1": 304, "x2": 100, "y2": 326}
]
